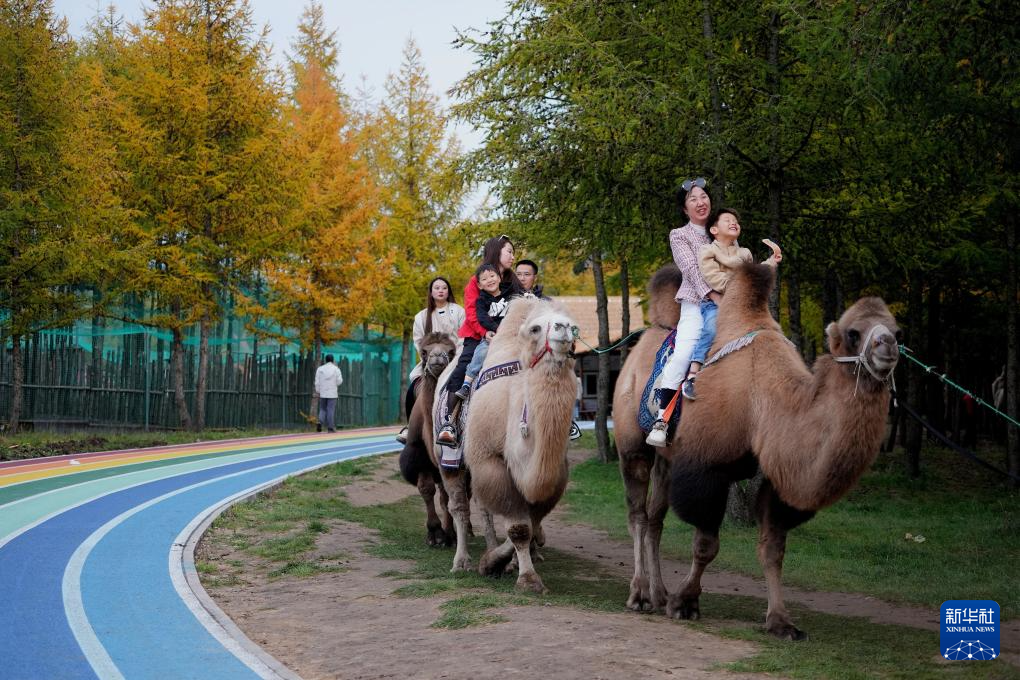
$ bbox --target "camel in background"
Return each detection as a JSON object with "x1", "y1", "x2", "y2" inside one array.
[{"x1": 399, "y1": 332, "x2": 458, "y2": 546}]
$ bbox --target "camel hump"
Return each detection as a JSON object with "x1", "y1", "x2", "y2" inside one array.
[
  {"x1": 727, "y1": 261, "x2": 776, "y2": 315},
  {"x1": 421, "y1": 331, "x2": 455, "y2": 350},
  {"x1": 647, "y1": 264, "x2": 683, "y2": 328}
]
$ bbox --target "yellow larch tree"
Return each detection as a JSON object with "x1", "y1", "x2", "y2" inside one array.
[
  {"x1": 363, "y1": 37, "x2": 471, "y2": 403},
  {"x1": 258, "y1": 2, "x2": 388, "y2": 419},
  {"x1": 116, "y1": 0, "x2": 288, "y2": 429}
]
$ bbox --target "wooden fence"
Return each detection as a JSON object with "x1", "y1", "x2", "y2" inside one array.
[{"x1": 0, "y1": 331, "x2": 402, "y2": 431}]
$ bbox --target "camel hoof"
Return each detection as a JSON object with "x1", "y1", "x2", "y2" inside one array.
[
  {"x1": 767, "y1": 621, "x2": 808, "y2": 641},
  {"x1": 426, "y1": 527, "x2": 448, "y2": 547},
  {"x1": 626, "y1": 577, "x2": 654, "y2": 612},
  {"x1": 626, "y1": 593, "x2": 654, "y2": 613},
  {"x1": 478, "y1": 548, "x2": 513, "y2": 577},
  {"x1": 666, "y1": 594, "x2": 699, "y2": 620},
  {"x1": 451, "y1": 555, "x2": 472, "y2": 572},
  {"x1": 650, "y1": 586, "x2": 669, "y2": 611},
  {"x1": 515, "y1": 572, "x2": 548, "y2": 594}
]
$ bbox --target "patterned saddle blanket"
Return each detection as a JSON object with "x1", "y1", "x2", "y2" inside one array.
[
  {"x1": 639, "y1": 329, "x2": 678, "y2": 434},
  {"x1": 434, "y1": 360, "x2": 522, "y2": 468}
]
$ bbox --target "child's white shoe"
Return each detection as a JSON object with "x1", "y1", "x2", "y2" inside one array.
[{"x1": 645, "y1": 419, "x2": 668, "y2": 447}]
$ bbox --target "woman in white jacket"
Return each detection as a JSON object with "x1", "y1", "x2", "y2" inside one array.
[{"x1": 397, "y1": 277, "x2": 465, "y2": 443}]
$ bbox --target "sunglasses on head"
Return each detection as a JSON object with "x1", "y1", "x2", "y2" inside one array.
[{"x1": 681, "y1": 177, "x2": 707, "y2": 192}]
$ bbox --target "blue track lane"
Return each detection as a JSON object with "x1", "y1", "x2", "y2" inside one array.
[{"x1": 0, "y1": 436, "x2": 397, "y2": 680}]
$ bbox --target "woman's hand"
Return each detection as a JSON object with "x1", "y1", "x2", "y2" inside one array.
[
  {"x1": 708, "y1": 290, "x2": 723, "y2": 305},
  {"x1": 485, "y1": 331, "x2": 496, "y2": 340}
]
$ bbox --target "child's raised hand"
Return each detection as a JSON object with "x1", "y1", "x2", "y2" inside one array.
[{"x1": 762, "y1": 238, "x2": 783, "y2": 262}]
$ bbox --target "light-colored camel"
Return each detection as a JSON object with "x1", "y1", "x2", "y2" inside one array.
[
  {"x1": 665, "y1": 261, "x2": 899, "y2": 640},
  {"x1": 611, "y1": 265, "x2": 684, "y2": 612},
  {"x1": 458, "y1": 296, "x2": 578, "y2": 593},
  {"x1": 398, "y1": 332, "x2": 458, "y2": 546}
]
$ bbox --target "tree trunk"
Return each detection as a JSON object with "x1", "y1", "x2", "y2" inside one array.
[
  {"x1": 904, "y1": 273, "x2": 923, "y2": 478},
  {"x1": 822, "y1": 267, "x2": 843, "y2": 326},
  {"x1": 171, "y1": 327, "x2": 192, "y2": 430},
  {"x1": 195, "y1": 316, "x2": 210, "y2": 431},
  {"x1": 91, "y1": 316, "x2": 105, "y2": 425},
  {"x1": 1006, "y1": 211, "x2": 1019, "y2": 485},
  {"x1": 400, "y1": 324, "x2": 411, "y2": 418},
  {"x1": 591, "y1": 252, "x2": 615, "y2": 462},
  {"x1": 7, "y1": 333, "x2": 23, "y2": 433},
  {"x1": 310, "y1": 330, "x2": 323, "y2": 423},
  {"x1": 619, "y1": 257, "x2": 630, "y2": 366},
  {"x1": 701, "y1": 0, "x2": 725, "y2": 201},
  {"x1": 787, "y1": 262, "x2": 803, "y2": 354},
  {"x1": 925, "y1": 280, "x2": 944, "y2": 434},
  {"x1": 765, "y1": 10, "x2": 783, "y2": 321}
]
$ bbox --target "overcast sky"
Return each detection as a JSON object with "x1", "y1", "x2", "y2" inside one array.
[{"x1": 54, "y1": 1, "x2": 509, "y2": 154}]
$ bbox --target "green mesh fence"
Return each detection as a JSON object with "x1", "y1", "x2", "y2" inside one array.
[{"x1": 0, "y1": 315, "x2": 406, "y2": 431}]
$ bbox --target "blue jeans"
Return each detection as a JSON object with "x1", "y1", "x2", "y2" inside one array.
[
  {"x1": 466, "y1": 339, "x2": 490, "y2": 380},
  {"x1": 318, "y1": 397, "x2": 337, "y2": 431},
  {"x1": 689, "y1": 300, "x2": 718, "y2": 366}
]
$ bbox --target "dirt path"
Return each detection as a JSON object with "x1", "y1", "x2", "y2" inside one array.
[{"x1": 201, "y1": 454, "x2": 1018, "y2": 678}]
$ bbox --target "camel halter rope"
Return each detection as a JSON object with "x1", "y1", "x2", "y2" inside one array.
[{"x1": 833, "y1": 323, "x2": 897, "y2": 401}]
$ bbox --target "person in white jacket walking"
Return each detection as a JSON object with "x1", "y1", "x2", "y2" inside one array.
[{"x1": 314, "y1": 355, "x2": 343, "y2": 433}]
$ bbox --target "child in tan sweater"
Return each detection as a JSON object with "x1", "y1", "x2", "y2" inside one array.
[{"x1": 682, "y1": 208, "x2": 781, "y2": 400}]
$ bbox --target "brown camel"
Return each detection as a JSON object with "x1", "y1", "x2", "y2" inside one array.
[
  {"x1": 664, "y1": 262, "x2": 899, "y2": 640},
  {"x1": 611, "y1": 265, "x2": 683, "y2": 612},
  {"x1": 459, "y1": 296, "x2": 578, "y2": 593},
  {"x1": 399, "y1": 332, "x2": 458, "y2": 546}
]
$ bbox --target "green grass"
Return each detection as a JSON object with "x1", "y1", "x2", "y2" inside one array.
[
  {"x1": 0, "y1": 427, "x2": 313, "y2": 461},
  {"x1": 201, "y1": 456, "x2": 380, "y2": 582},
  {"x1": 200, "y1": 449, "x2": 1020, "y2": 679},
  {"x1": 564, "y1": 442, "x2": 1020, "y2": 618}
]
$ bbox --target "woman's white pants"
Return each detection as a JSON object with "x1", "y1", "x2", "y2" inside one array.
[{"x1": 660, "y1": 300, "x2": 703, "y2": 391}]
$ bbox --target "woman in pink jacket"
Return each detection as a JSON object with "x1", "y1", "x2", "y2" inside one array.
[{"x1": 645, "y1": 178, "x2": 719, "y2": 447}]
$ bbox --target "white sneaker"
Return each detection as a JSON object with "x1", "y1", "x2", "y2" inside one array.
[{"x1": 645, "y1": 419, "x2": 668, "y2": 447}]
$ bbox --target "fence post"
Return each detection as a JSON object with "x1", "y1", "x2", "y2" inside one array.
[
  {"x1": 361, "y1": 344, "x2": 369, "y2": 426},
  {"x1": 144, "y1": 329, "x2": 151, "y2": 432},
  {"x1": 280, "y1": 346, "x2": 286, "y2": 428}
]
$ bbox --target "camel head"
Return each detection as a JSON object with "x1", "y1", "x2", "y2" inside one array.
[
  {"x1": 826, "y1": 297, "x2": 901, "y2": 383},
  {"x1": 517, "y1": 303, "x2": 577, "y2": 371},
  {"x1": 419, "y1": 332, "x2": 456, "y2": 379}
]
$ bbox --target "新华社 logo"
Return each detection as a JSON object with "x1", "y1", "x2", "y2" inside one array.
[{"x1": 940, "y1": 600, "x2": 999, "y2": 661}]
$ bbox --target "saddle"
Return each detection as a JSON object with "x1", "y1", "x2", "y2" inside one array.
[{"x1": 639, "y1": 329, "x2": 680, "y2": 435}]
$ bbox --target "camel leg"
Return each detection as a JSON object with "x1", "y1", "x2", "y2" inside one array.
[
  {"x1": 445, "y1": 472, "x2": 473, "y2": 572},
  {"x1": 756, "y1": 482, "x2": 814, "y2": 641},
  {"x1": 644, "y1": 452, "x2": 671, "y2": 610},
  {"x1": 621, "y1": 451, "x2": 653, "y2": 611},
  {"x1": 416, "y1": 473, "x2": 445, "y2": 547},
  {"x1": 666, "y1": 458, "x2": 730, "y2": 620},
  {"x1": 529, "y1": 518, "x2": 545, "y2": 563},
  {"x1": 437, "y1": 482, "x2": 455, "y2": 547},
  {"x1": 481, "y1": 508, "x2": 499, "y2": 550},
  {"x1": 478, "y1": 537, "x2": 515, "y2": 577},
  {"x1": 508, "y1": 520, "x2": 546, "y2": 593}
]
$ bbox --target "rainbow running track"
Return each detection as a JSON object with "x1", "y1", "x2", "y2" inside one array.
[{"x1": 0, "y1": 428, "x2": 401, "y2": 679}]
